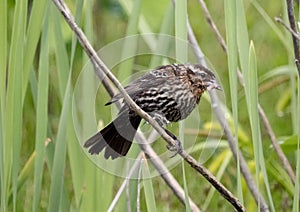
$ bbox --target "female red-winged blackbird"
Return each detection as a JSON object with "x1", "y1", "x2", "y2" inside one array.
[{"x1": 84, "y1": 64, "x2": 221, "y2": 159}]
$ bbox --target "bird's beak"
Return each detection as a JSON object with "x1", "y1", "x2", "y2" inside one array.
[{"x1": 207, "y1": 81, "x2": 222, "y2": 91}]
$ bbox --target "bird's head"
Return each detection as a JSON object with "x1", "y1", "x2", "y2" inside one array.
[{"x1": 188, "y1": 64, "x2": 222, "y2": 91}]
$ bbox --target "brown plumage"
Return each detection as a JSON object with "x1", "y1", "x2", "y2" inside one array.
[{"x1": 84, "y1": 64, "x2": 221, "y2": 159}]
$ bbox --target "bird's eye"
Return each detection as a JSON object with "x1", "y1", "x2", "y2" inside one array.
[{"x1": 200, "y1": 73, "x2": 206, "y2": 78}]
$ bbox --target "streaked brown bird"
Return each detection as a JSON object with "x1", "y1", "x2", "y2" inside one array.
[{"x1": 84, "y1": 64, "x2": 221, "y2": 159}]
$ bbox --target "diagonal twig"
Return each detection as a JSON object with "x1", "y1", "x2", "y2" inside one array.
[
  {"x1": 51, "y1": 0, "x2": 245, "y2": 211},
  {"x1": 197, "y1": 0, "x2": 227, "y2": 53},
  {"x1": 187, "y1": 21, "x2": 269, "y2": 212},
  {"x1": 275, "y1": 17, "x2": 300, "y2": 41},
  {"x1": 189, "y1": 2, "x2": 273, "y2": 211}
]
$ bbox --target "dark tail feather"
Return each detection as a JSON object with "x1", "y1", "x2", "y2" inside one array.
[{"x1": 84, "y1": 110, "x2": 141, "y2": 159}]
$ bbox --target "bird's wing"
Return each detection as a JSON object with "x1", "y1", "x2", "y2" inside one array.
[{"x1": 105, "y1": 70, "x2": 174, "y2": 105}]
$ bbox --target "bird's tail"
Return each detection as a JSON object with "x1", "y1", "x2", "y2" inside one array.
[{"x1": 84, "y1": 109, "x2": 141, "y2": 159}]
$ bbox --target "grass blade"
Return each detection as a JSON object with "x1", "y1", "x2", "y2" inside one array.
[
  {"x1": 22, "y1": 0, "x2": 47, "y2": 101},
  {"x1": 47, "y1": 4, "x2": 72, "y2": 211},
  {"x1": 6, "y1": 0, "x2": 27, "y2": 209},
  {"x1": 67, "y1": 0, "x2": 85, "y2": 208},
  {"x1": 142, "y1": 160, "x2": 157, "y2": 212},
  {"x1": 248, "y1": 42, "x2": 275, "y2": 211},
  {"x1": 0, "y1": 0, "x2": 6, "y2": 120},
  {"x1": 118, "y1": 0, "x2": 141, "y2": 81},
  {"x1": 0, "y1": 0, "x2": 7, "y2": 210},
  {"x1": 175, "y1": 0, "x2": 187, "y2": 63},
  {"x1": 175, "y1": 1, "x2": 191, "y2": 211},
  {"x1": 292, "y1": 75, "x2": 300, "y2": 211},
  {"x1": 51, "y1": 4, "x2": 70, "y2": 100},
  {"x1": 149, "y1": 2, "x2": 174, "y2": 68},
  {"x1": 0, "y1": 99, "x2": 4, "y2": 211},
  {"x1": 224, "y1": 0, "x2": 243, "y2": 203},
  {"x1": 33, "y1": 7, "x2": 50, "y2": 211},
  {"x1": 48, "y1": 75, "x2": 72, "y2": 212}
]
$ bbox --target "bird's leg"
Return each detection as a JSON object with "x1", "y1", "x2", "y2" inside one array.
[
  {"x1": 148, "y1": 111, "x2": 169, "y2": 127},
  {"x1": 148, "y1": 112, "x2": 182, "y2": 157},
  {"x1": 164, "y1": 128, "x2": 182, "y2": 157}
]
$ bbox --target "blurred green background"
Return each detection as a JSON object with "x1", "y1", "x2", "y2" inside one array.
[{"x1": 1, "y1": 0, "x2": 299, "y2": 211}]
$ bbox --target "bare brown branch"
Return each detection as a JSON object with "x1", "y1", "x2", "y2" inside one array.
[
  {"x1": 258, "y1": 105, "x2": 295, "y2": 183},
  {"x1": 187, "y1": 9, "x2": 270, "y2": 212}
]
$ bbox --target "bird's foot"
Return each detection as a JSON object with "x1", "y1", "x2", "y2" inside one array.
[
  {"x1": 166, "y1": 139, "x2": 182, "y2": 158},
  {"x1": 164, "y1": 128, "x2": 183, "y2": 157}
]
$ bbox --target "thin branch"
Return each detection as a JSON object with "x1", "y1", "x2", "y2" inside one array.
[
  {"x1": 210, "y1": 91, "x2": 269, "y2": 212},
  {"x1": 196, "y1": 0, "x2": 245, "y2": 84},
  {"x1": 197, "y1": 0, "x2": 227, "y2": 53},
  {"x1": 275, "y1": 17, "x2": 300, "y2": 40},
  {"x1": 51, "y1": 0, "x2": 244, "y2": 211},
  {"x1": 258, "y1": 105, "x2": 295, "y2": 184},
  {"x1": 197, "y1": 0, "x2": 296, "y2": 188},
  {"x1": 187, "y1": 18, "x2": 270, "y2": 212},
  {"x1": 286, "y1": 0, "x2": 300, "y2": 76}
]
